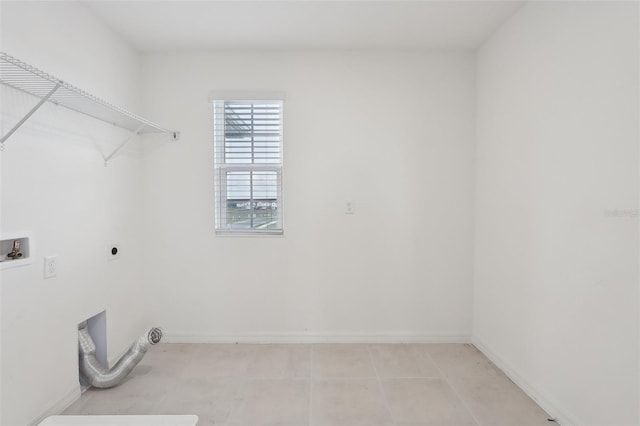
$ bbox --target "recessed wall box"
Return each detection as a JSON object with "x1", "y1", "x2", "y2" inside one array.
[{"x1": 0, "y1": 232, "x2": 33, "y2": 269}]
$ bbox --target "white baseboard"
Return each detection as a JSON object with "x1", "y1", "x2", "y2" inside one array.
[
  {"x1": 29, "y1": 384, "x2": 81, "y2": 426},
  {"x1": 472, "y1": 335, "x2": 583, "y2": 426},
  {"x1": 163, "y1": 331, "x2": 471, "y2": 344}
]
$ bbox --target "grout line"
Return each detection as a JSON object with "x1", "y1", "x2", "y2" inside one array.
[
  {"x1": 422, "y1": 349, "x2": 482, "y2": 426},
  {"x1": 219, "y1": 380, "x2": 243, "y2": 425},
  {"x1": 309, "y1": 345, "x2": 313, "y2": 426},
  {"x1": 366, "y1": 344, "x2": 397, "y2": 426}
]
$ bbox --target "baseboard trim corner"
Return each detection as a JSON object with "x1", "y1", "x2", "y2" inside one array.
[{"x1": 472, "y1": 335, "x2": 583, "y2": 426}]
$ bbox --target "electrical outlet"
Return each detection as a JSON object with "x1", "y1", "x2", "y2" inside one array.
[
  {"x1": 44, "y1": 256, "x2": 57, "y2": 278},
  {"x1": 345, "y1": 200, "x2": 355, "y2": 214}
]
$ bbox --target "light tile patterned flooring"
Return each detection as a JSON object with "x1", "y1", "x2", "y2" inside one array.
[{"x1": 64, "y1": 343, "x2": 550, "y2": 425}]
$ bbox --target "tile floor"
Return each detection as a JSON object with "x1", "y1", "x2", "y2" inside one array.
[{"x1": 64, "y1": 343, "x2": 551, "y2": 426}]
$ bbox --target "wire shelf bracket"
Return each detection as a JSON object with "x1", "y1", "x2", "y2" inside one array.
[{"x1": 0, "y1": 52, "x2": 179, "y2": 164}]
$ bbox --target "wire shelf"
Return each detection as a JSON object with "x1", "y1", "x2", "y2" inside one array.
[{"x1": 0, "y1": 52, "x2": 177, "y2": 137}]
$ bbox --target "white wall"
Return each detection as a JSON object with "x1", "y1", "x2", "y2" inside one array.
[
  {"x1": 6, "y1": 2, "x2": 636, "y2": 425},
  {"x1": 141, "y1": 51, "x2": 476, "y2": 341},
  {"x1": 473, "y1": 2, "x2": 639, "y2": 425},
  {"x1": 0, "y1": 2, "x2": 150, "y2": 424}
]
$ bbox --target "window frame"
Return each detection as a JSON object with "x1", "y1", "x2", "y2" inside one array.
[{"x1": 212, "y1": 95, "x2": 284, "y2": 236}]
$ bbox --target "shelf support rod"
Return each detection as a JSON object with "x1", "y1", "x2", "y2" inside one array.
[
  {"x1": 103, "y1": 125, "x2": 146, "y2": 166},
  {"x1": 0, "y1": 83, "x2": 60, "y2": 150}
]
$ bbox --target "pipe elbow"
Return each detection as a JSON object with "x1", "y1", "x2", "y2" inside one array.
[{"x1": 78, "y1": 326, "x2": 163, "y2": 389}]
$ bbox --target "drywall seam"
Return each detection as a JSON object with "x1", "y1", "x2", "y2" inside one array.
[
  {"x1": 163, "y1": 332, "x2": 471, "y2": 344},
  {"x1": 472, "y1": 335, "x2": 583, "y2": 426},
  {"x1": 28, "y1": 384, "x2": 80, "y2": 426}
]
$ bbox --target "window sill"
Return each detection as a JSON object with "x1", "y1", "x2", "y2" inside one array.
[{"x1": 215, "y1": 229, "x2": 284, "y2": 237}]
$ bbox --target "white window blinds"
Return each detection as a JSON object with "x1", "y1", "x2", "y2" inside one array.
[{"x1": 213, "y1": 99, "x2": 283, "y2": 235}]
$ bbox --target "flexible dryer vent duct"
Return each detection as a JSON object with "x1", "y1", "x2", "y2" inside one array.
[{"x1": 78, "y1": 322, "x2": 162, "y2": 388}]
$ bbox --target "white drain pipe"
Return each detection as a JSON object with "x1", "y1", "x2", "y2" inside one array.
[{"x1": 78, "y1": 322, "x2": 162, "y2": 388}]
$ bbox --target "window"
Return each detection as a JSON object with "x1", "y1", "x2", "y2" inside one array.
[{"x1": 213, "y1": 98, "x2": 283, "y2": 235}]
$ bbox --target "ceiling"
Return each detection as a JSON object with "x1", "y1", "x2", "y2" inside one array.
[{"x1": 83, "y1": 1, "x2": 526, "y2": 52}]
